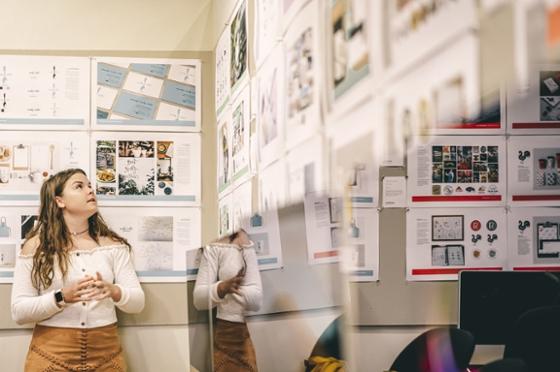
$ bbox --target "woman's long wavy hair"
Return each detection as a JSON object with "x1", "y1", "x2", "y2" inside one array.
[{"x1": 25, "y1": 168, "x2": 130, "y2": 290}]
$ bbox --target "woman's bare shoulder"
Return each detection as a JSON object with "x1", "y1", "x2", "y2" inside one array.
[{"x1": 21, "y1": 235, "x2": 40, "y2": 255}]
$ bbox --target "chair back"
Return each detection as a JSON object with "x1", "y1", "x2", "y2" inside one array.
[
  {"x1": 504, "y1": 305, "x2": 560, "y2": 371},
  {"x1": 389, "y1": 327, "x2": 475, "y2": 372}
]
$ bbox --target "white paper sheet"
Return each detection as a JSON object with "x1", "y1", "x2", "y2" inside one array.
[
  {"x1": 258, "y1": 159, "x2": 287, "y2": 213},
  {"x1": 102, "y1": 207, "x2": 201, "y2": 283},
  {"x1": 285, "y1": 136, "x2": 326, "y2": 205},
  {"x1": 91, "y1": 132, "x2": 200, "y2": 206},
  {"x1": 406, "y1": 207, "x2": 507, "y2": 281},
  {"x1": 254, "y1": 0, "x2": 282, "y2": 68},
  {"x1": 219, "y1": 192, "x2": 234, "y2": 237},
  {"x1": 230, "y1": 85, "x2": 251, "y2": 187},
  {"x1": 0, "y1": 131, "x2": 89, "y2": 205},
  {"x1": 0, "y1": 206, "x2": 40, "y2": 283},
  {"x1": 240, "y1": 208, "x2": 283, "y2": 271},
  {"x1": 382, "y1": 176, "x2": 407, "y2": 208},
  {"x1": 215, "y1": 26, "x2": 232, "y2": 118},
  {"x1": 0, "y1": 55, "x2": 89, "y2": 130},
  {"x1": 507, "y1": 207, "x2": 560, "y2": 271},
  {"x1": 507, "y1": 135, "x2": 560, "y2": 206},
  {"x1": 407, "y1": 136, "x2": 506, "y2": 207},
  {"x1": 232, "y1": 179, "x2": 253, "y2": 232},
  {"x1": 217, "y1": 107, "x2": 233, "y2": 198},
  {"x1": 304, "y1": 193, "x2": 341, "y2": 265}
]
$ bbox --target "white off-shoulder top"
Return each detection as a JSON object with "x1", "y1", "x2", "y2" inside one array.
[
  {"x1": 193, "y1": 243, "x2": 262, "y2": 323},
  {"x1": 11, "y1": 244, "x2": 145, "y2": 328}
]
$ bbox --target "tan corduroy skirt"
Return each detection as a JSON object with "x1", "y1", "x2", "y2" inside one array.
[
  {"x1": 213, "y1": 319, "x2": 258, "y2": 372},
  {"x1": 24, "y1": 323, "x2": 126, "y2": 372}
]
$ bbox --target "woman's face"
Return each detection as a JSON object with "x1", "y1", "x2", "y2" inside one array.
[{"x1": 55, "y1": 173, "x2": 97, "y2": 218}]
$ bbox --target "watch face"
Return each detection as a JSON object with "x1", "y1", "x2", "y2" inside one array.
[{"x1": 55, "y1": 290, "x2": 64, "y2": 303}]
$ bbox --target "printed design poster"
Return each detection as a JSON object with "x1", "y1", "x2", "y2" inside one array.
[
  {"x1": 328, "y1": 0, "x2": 370, "y2": 112},
  {"x1": 304, "y1": 193, "x2": 342, "y2": 265},
  {"x1": 508, "y1": 136, "x2": 560, "y2": 206},
  {"x1": 257, "y1": 46, "x2": 285, "y2": 169},
  {"x1": 92, "y1": 57, "x2": 201, "y2": 131},
  {"x1": 286, "y1": 136, "x2": 326, "y2": 205},
  {"x1": 381, "y1": 33, "x2": 502, "y2": 138},
  {"x1": 219, "y1": 192, "x2": 234, "y2": 237},
  {"x1": 254, "y1": 0, "x2": 281, "y2": 69},
  {"x1": 284, "y1": 0, "x2": 323, "y2": 150},
  {"x1": 407, "y1": 136, "x2": 506, "y2": 207},
  {"x1": 386, "y1": 0, "x2": 476, "y2": 74},
  {"x1": 406, "y1": 207, "x2": 507, "y2": 281},
  {"x1": 217, "y1": 107, "x2": 233, "y2": 197},
  {"x1": 0, "y1": 56, "x2": 89, "y2": 129},
  {"x1": 507, "y1": 66, "x2": 560, "y2": 134},
  {"x1": 230, "y1": 0, "x2": 249, "y2": 94},
  {"x1": 0, "y1": 131, "x2": 89, "y2": 205},
  {"x1": 330, "y1": 123, "x2": 379, "y2": 207},
  {"x1": 241, "y1": 209, "x2": 283, "y2": 271},
  {"x1": 231, "y1": 180, "x2": 253, "y2": 232},
  {"x1": 0, "y1": 206, "x2": 39, "y2": 283},
  {"x1": 507, "y1": 207, "x2": 560, "y2": 271},
  {"x1": 215, "y1": 27, "x2": 231, "y2": 118},
  {"x1": 102, "y1": 207, "x2": 201, "y2": 283},
  {"x1": 258, "y1": 159, "x2": 286, "y2": 213},
  {"x1": 230, "y1": 86, "x2": 251, "y2": 185},
  {"x1": 339, "y1": 207, "x2": 379, "y2": 282},
  {"x1": 92, "y1": 132, "x2": 200, "y2": 206}
]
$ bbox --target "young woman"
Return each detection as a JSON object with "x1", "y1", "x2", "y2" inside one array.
[
  {"x1": 11, "y1": 168, "x2": 145, "y2": 371},
  {"x1": 193, "y1": 229, "x2": 263, "y2": 372}
]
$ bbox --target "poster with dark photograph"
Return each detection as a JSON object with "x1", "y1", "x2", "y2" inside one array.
[
  {"x1": 92, "y1": 132, "x2": 200, "y2": 206},
  {"x1": 230, "y1": 0, "x2": 248, "y2": 92}
]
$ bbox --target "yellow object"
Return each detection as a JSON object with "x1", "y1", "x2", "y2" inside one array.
[{"x1": 309, "y1": 355, "x2": 345, "y2": 372}]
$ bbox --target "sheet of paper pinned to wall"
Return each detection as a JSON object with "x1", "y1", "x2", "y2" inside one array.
[
  {"x1": 241, "y1": 209, "x2": 283, "y2": 271},
  {"x1": 382, "y1": 176, "x2": 406, "y2": 208},
  {"x1": 304, "y1": 193, "x2": 341, "y2": 265}
]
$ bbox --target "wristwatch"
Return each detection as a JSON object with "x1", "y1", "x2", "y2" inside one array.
[{"x1": 54, "y1": 289, "x2": 66, "y2": 307}]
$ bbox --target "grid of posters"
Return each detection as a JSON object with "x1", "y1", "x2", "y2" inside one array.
[
  {"x1": 0, "y1": 131, "x2": 89, "y2": 205},
  {"x1": 254, "y1": 0, "x2": 282, "y2": 69},
  {"x1": 241, "y1": 209, "x2": 283, "y2": 271},
  {"x1": 507, "y1": 207, "x2": 560, "y2": 271},
  {"x1": 230, "y1": 0, "x2": 249, "y2": 96},
  {"x1": 339, "y1": 207, "x2": 379, "y2": 282},
  {"x1": 507, "y1": 65, "x2": 560, "y2": 134},
  {"x1": 91, "y1": 132, "x2": 200, "y2": 206},
  {"x1": 508, "y1": 136, "x2": 560, "y2": 206},
  {"x1": 0, "y1": 56, "x2": 89, "y2": 130},
  {"x1": 102, "y1": 207, "x2": 201, "y2": 283},
  {"x1": 407, "y1": 136, "x2": 506, "y2": 207},
  {"x1": 284, "y1": 0, "x2": 323, "y2": 150},
  {"x1": 92, "y1": 57, "x2": 201, "y2": 132},
  {"x1": 304, "y1": 193, "x2": 342, "y2": 265},
  {"x1": 256, "y1": 46, "x2": 286, "y2": 169},
  {"x1": 285, "y1": 136, "x2": 326, "y2": 205},
  {"x1": 406, "y1": 207, "x2": 507, "y2": 281},
  {"x1": 0, "y1": 206, "x2": 39, "y2": 283}
]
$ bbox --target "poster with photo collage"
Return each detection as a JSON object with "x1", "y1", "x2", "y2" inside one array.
[
  {"x1": 0, "y1": 206, "x2": 40, "y2": 283},
  {"x1": 407, "y1": 136, "x2": 506, "y2": 207},
  {"x1": 92, "y1": 57, "x2": 201, "y2": 132},
  {"x1": 406, "y1": 207, "x2": 507, "y2": 281},
  {"x1": 102, "y1": 207, "x2": 201, "y2": 283},
  {"x1": 92, "y1": 132, "x2": 200, "y2": 206},
  {"x1": 508, "y1": 136, "x2": 560, "y2": 206},
  {"x1": 0, "y1": 55, "x2": 90, "y2": 130},
  {"x1": 283, "y1": 0, "x2": 323, "y2": 151},
  {"x1": 0, "y1": 131, "x2": 89, "y2": 205},
  {"x1": 507, "y1": 207, "x2": 560, "y2": 271}
]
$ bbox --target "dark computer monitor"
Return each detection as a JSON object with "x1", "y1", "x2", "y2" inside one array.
[{"x1": 458, "y1": 271, "x2": 560, "y2": 345}]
